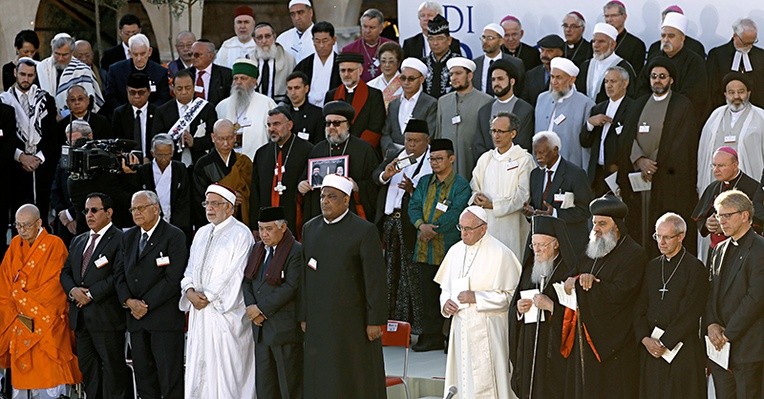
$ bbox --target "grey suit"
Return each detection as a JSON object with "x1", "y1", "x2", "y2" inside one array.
[
  {"x1": 380, "y1": 91, "x2": 437, "y2": 153},
  {"x1": 472, "y1": 54, "x2": 526, "y2": 98}
]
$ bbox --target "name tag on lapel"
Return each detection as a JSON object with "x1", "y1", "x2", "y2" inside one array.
[
  {"x1": 307, "y1": 258, "x2": 317, "y2": 270},
  {"x1": 156, "y1": 252, "x2": 170, "y2": 267},
  {"x1": 94, "y1": 255, "x2": 109, "y2": 268}
]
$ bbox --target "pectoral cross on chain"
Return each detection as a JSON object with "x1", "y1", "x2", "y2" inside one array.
[
  {"x1": 659, "y1": 285, "x2": 669, "y2": 300},
  {"x1": 369, "y1": 62, "x2": 378, "y2": 77}
]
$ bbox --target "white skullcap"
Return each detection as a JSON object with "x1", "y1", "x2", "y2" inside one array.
[
  {"x1": 401, "y1": 57, "x2": 428, "y2": 77},
  {"x1": 550, "y1": 57, "x2": 579, "y2": 77},
  {"x1": 288, "y1": 0, "x2": 311, "y2": 8},
  {"x1": 483, "y1": 23, "x2": 504, "y2": 37},
  {"x1": 461, "y1": 205, "x2": 488, "y2": 223},
  {"x1": 206, "y1": 183, "x2": 237, "y2": 205},
  {"x1": 17, "y1": 57, "x2": 38, "y2": 65},
  {"x1": 662, "y1": 12, "x2": 688, "y2": 35},
  {"x1": 322, "y1": 174, "x2": 353, "y2": 195},
  {"x1": 446, "y1": 57, "x2": 476, "y2": 72},
  {"x1": 593, "y1": 22, "x2": 618, "y2": 41}
]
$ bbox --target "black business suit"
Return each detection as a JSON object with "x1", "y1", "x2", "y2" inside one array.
[
  {"x1": 528, "y1": 157, "x2": 593, "y2": 255},
  {"x1": 0, "y1": 103, "x2": 17, "y2": 259},
  {"x1": 136, "y1": 160, "x2": 192, "y2": 238},
  {"x1": 575, "y1": 59, "x2": 636, "y2": 103},
  {"x1": 112, "y1": 102, "x2": 156, "y2": 158},
  {"x1": 502, "y1": 42, "x2": 542, "y2": 72},
  {"x1": 114, "y1": 219, "x2": 188, "y2": 399},
  {"x1": 101, "y1": 43, "x2": 161, "y2": 73},
  {"x1": 402, "y1": 33, "x2": 463, "y2": 61},
  {"x1": 60, "y1": 224, "x2": 132, "y2": 399},
  {"x1": 705, "y1": 229, "x2": 764, "y2": 399},
  {"x1": 579, "y1": 96, "x2": 633, "y2": 196},
  {"x1": 104, "y1": 59, "x2": 171, "y2": 115},
  {"x1": 521, "y1": 64, "x2": 548, "y2": 107},
  {"x1": 242, "y1": 241, "x2": 304, "y2": 399},
  {"x1": 151, "y1": 99, "x2": 217, "y2": 164},
  {"x1": 185, "y1": 65, "x2": 233, "y2": 106}
]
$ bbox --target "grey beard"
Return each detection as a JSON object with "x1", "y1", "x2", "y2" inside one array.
[
  {"x1": 531, "y1": 258, "x2": 554, "y2": 285},
  {"x1": 727, "y1": 99, "x2": 749, "y2": 112},
  {"x1": 254, "y1": 45, "x2": 278, "y2": 61},
  {"x1": 54, "y1": 62, "x2": 67, "y2": 71},
  {"x1": 231, "y1": 85, "x2": 252, "y2": 114},
  {"x1": 551, "y1": 86, "x2": 571, "y2": 100},
  {"x1": 593, "y1": 52, "x2": 608, "y2": 61},
  {"x1": 586, "y1": 229, "x2": 618, "y2": 259},
  {"x1": 326, "y1": 130, "x2": 350, "y2": 145}
]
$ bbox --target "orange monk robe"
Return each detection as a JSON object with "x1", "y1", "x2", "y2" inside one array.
[{"x1": 0, "y1": 229, "x2": 82, "y2": 389}]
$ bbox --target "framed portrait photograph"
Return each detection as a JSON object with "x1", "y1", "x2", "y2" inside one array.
[{"x1": 308, "y1": 155, "x2": 349, "y2": 188}]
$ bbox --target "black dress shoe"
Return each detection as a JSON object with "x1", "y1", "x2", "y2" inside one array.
[{"x1": 412, "y1": 335, "x2": 445, "y2": 352}]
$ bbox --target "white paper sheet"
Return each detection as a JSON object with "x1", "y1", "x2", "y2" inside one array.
[
  {"x1": 628, "y1": 172, "x2": 652, "y2": 192},
  {"x1": 651, "y1": 327, "x2": 683, "y2": 363},
  {"x1": 520, "y1": 289, "x2": 546, "y2": 324},
  {"x1": 553, "y1": 282, "x2": 577, "y2": 310},
  {"x1": 605, "y1": 172, "x2": 619, "y2": 193},
  {"x1": 705, "y1": 336, "x2": 730, "y2": 370}
]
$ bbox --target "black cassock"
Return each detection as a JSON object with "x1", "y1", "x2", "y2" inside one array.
[
  {"x1": 633, "y1": 250, "x2": 708, "y2": 399},
  {"x1": 300, "y1": 212, "x2": 387, "y2": 399},
  {"x1": 509, "y1": 256, "x2": 574, "y2": 399},
  {"x1": 564, "y1": 235, "x2": 646, "y2": 399}
]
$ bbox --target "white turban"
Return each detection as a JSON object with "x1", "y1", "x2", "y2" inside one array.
[
  {"x1": 593, "y1": 22, "x2": 618, "y2": 41},
  {"x1": 401, "y1": 57, "x2": 428, "y2": 77},
  {"x1": 446, "y1": 57, "x2": 476, "y2": 72},
  {"x1": 550, "y1": 57, "x2": 579, "y2": 77},
  {"x1": 662, "y1": 12, "x2": 688, "y2": 35},
  {"x1": 322, "y1": 174, "x2": 353, "y2": 195},
  {"x1": 206, "y1": 183, "x2": 237, "y2": 205}
]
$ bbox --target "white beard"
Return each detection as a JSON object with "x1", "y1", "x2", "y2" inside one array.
[
  {"x1": 254, "y1": 44, "x2": 278, "y2": 61},
  {"x1": 531, "y1": 258, "x2": 555, "y2": 284},
  {"x1": 585, "y1": 229, "x2": 618, "y2": 259},
  {"x1": 551, "y1": 86, "x2": 571, "y2": 100},
  {"x1": 727, "y1": 99, "x2": 749, "y2": 112},
  {"x1": 230, "y1": 85, "x2": 253, "y2": 114}
]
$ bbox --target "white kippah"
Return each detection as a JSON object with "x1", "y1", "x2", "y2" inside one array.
[
  {"x1": 662, "y1": 12, "x2": 688, "y2": 35},
  {"x1": 461, "y1": 205, "x2": 488, "y2": 223},
  {"x1": 593, "y1": 22, "x2": 618, "y2": 41},
  {"x1": 401, "y1": 57, "x2": 428, "y2": 77},
  {"x1": 288, "y1": 0, "x2": 312, "y2": 8},
  {"x1": 550, "y1": 57, "x2": 579, "y2": 77},
  {"x1": 206, "y1": 183, "x2": 237, "y2": 205},
  {"x1": 322, "y1": 174, "x2": 353, "y2": 195},
  {"x1": 483, "y1": 23, "x2": 504, "y2": 37},
  {"x1": 446, "y1": 57, "x2": 476, "y2": 72}
]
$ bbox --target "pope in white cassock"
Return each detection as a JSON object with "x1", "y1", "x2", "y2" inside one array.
[
  {"x1": 470, "y1": 111, "x2": 534, "y2": 257},
  {"x1": 180, "y1": 183, "x2": 256, "y2": 398},
  {"x1": 216, "y1": 58, "x2": 277, "y2": 159},
  {"x1": 435, "y1": 206, "x2": 522, "y2": 399}
]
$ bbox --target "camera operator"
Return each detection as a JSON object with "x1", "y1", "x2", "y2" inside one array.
[{"x1": 52, "y1": 120, "x2": 92, "y2": 243}]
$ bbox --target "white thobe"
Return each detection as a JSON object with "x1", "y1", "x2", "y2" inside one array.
[
  {"x1": 276, "y1": 25, "x2": 316, "y2": 63},
  {"x1": 435, "y1": 234, "x2": 521, "y2": 399},
  {"x1": 180, "y1": 216, "x2": 256, "y2": 399},
  {"x1": 216, "y1": 91, "x2": 276, "y2": 159},
  {"x1": 216, "y1": 37, "x2": 257, "y2": 69},
  {"x1": 470, "y1": 145, "x2": 533, "y2": 258}
]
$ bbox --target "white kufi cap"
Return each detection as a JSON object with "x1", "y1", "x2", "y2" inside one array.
[
  {"x1": 401, "y1": 57, "x2": 428, "y2": 77},
  {"x1": 446, "y1": 57, "x2": 476, "y2": 72},
  {"x1": 593, "y1": 22, "x2": 618, "y2": 41},
  {"x1": 550, "y1": 57, "x2": 579, "y2": 77},
  {"x1": 288, "y1": 0, "x2": 311, "y2": 8},
  {"x1": 206, "y1": 183, "x2": 237, "y2": 205},
  {"x1": 322, "y1": 174, "x2": 354, "y2": 195}
]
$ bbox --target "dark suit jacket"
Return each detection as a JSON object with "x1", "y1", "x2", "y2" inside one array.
[
  {"x1": 242, "y1": 241, "x2": 304, "y2": 345},
  {"x1": 706, "y1": 41, "x2": 764, "y2": 110},
  {"x1": 380, "y1": 91, "x2": 437, "y2": 153},
  {"x1": 474, "y1": 97, "x2": 535, "y2": 158},
  {"x1": 615, "y1": 30, "x2": 646, "y2": 75},
  {"x1": 167, "y1": 58, "x2": 188, "y2": 77},
  {"x1": 528, "y1": 157, "x2": 593, "y2": 254},
  {"x1": 705, "y1": 230, "x2": 764, "y2": 364},
  {"x1": 294, "y1": 53, "x2": 341, "y2": 93},
  {"x1": 185, "y1": 65, "x2": 233, "y2": 106},
  {"x1": 521, "y1": 64, "x2": 547, "y2": 106},
  {"x1": 502, "y1": 42, "x2": 542, "y2": 72},
  {"x1": 580, "y1": 96, "x2": 634, "y2": 182},
  {"x1": 0, "y1": 103, "x2": 17, "y2": 171},
  {"x1": 112, "y1": 103, "x2": 157, "y2": 158},
  {"x1": 151, "y1": 100, "x2": 217, "y2": 164},
  {"x1": 104, "y1": 59, "x2": 171, "y2": 115},
  {"x1": 402, "y1": 33, "x2": 463, "y2": 61},
  {"x1": 114, "y1": 219, "x2": 188, "y2": 332},
  {"x1": 471, "y1": 54, "x2": 526, "y2": 98},
  {"x1": 57, "y1": 112, "x2": 111, "y2": 141},
  {"x1": 136, "y1": 160, "x2": 191, "y2": 234},
  {"x1": 576, "y1": 59, "x2": 636, "y2": 103},
  {"x1": 101, "y1": 44, "x2": 161, "y2": 72},
  {"x1": 60, "y1": 225, "x2": 126, "y2": 332}
]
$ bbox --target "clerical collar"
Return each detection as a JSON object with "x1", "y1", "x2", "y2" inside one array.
[
  {"x1": 497, "y1": 94, "x2": 515, "y2": 104},
  {"x1": 652, "y1": 91, "x2": 670, "y2": 101},
  {"x1": 724, "y1": 171, "x2": 742, "y2": 185},
  {"x1": 212, "y1": 214, "x2": 235, "y2": 232},
  {"x1": 324, "y1": 208, "x2": 350, "y2": 224},
  {"x1": 345, "y1": 84, "x2": 358, "y2": 93}
]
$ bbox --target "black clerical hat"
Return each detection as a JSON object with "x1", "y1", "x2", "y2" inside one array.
[
  {"x1": 272, "y1": 104, "x2": 293, "y2": 121},
  {"x1": 430, "y1": 138, "x2": 453, "y2": 152},
  {"x1": 259, "y1": 206, "x2": 285, "y2": 222},
  {"x1": 537, "y1": 34, "x2": 565, "y2": 50},
  {"x1": 646, "y1": 56, "x2": 677, "y2": 80},
  {"x1": 427, "y1": 14, "x2": 450, "y2": 36},
  {"x1": 335, "y1": 51, "x2": 364, "y2": 65},
  {"x1": 531, "y1": 215, "x2": 577, "y2": 271},
  {"x1": 323, "y1": 100, "x2": 355, "y2": 121},
  {"x1": 127, "y1": 72, "x2": 150, "y2": 89},
  {"x1": 722, "y1": 71, "x2": 753, "y2": 92},
  {"x1": 404, "y1": 119, "x2": 429, "y2": 135},
  {"x1": 488, "y1": 59, "x2": 519, "y2": 81},
  {"x1": 590, "y1": 194, "x2": 629, "y2": 235}
]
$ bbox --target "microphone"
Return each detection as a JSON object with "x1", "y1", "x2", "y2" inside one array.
[{"x1": 444, "y1": 385, "x2": 458, "y2": 399}]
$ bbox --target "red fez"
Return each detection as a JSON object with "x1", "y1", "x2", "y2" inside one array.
[{"x1": 234, "y1": 6, "x2": 255, "y2": 19}]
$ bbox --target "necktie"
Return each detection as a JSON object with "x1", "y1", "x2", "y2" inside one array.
[
  {"x1": 139, "y1": 232, "x2": 148, "y2": 253},
  {"x1": 195, "y1": 70, "x2": 206, "y2": 99},
  {"x1": 134, "y1": 109, "x2": 143, "y2": 151},
  {"x1": 486, "y1": 59, "x2": 495, "y2": 96},
  {"x1": 259, "y1": 247, "x2": 272, "y2": 280},
  {"x1": 20, "y1": 93, "x2": 31, "y2": 118},
  {"x1": 541, "y1": 169, "x2": 554, "y2": 201},
  {"x1": 260, "y1": 60, "x2": 271, "y2": 97},
  {"x1": 81, "y1": 233, "x2": 100, "y2": 277}
]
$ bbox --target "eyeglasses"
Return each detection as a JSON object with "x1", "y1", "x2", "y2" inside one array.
[
  {"x1": 428, "y1": 156, "x2": 446, "y2": 163},
  {"x1": 529, "y1": 241, "x2": 554, "y2": 250},
  {"x1": 399, "y1": 75, "x2": 422, "y2": 82},
  {"x1": 652, "y1": 233, "x2": 681, "y2": 242},
  {"x1": 14, "y1": 218, "x2": 39, "y2": 230},
  {"x1": 128, "y1": 204, "x2": 155, "y2": 214},
  {"x1": 714, "y1": 211, "x2": 743, "y2": 221},
  {"x1": 325, "y1": 120, "x2": 347, "y2": 127},
  {"x1": 649, "y1": 73, "x2": 669, "y2": 80},
  {"x1": 82, "y1": 207, "x2": 104, "y2": 215},
  {"x1": 128, "y1": 89, "x2": 149, "y2": 96},
  {"x1": 201, "y1": 200, "x2": 228, "y2": 208},
  {"x1": 561, "y1": 24, "x2": 582, "y2": 29},
  {"x1": 456, "y1": 223, "x2": 485, "y2": 232},
  {"x1": 480, "y1": 35, "x2": 500, "y2": 41},
  {"x1": 490, "y1": 129, "x2": 512, "y2": 135}
]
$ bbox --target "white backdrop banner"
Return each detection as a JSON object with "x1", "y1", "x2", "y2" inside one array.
[{"x1": 396, "y1": 0, "x2": 764, "y2": 59}]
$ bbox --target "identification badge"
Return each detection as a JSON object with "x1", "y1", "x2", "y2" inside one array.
[
  {"x1": 194, "y1": 85, "x2": 204, "y2": 93},
  {"x1": 506, "y1": 160, "x2": 519, "y2": 171},
  {"x1": 553, "y1": 114, "x2": 566, "y2": 125},
  {"x1": 156, "y1": 252, "x2": 170, "y2": 267},
  {"x1": 240, "y1": 116, "x2": 251, "y2": 126},
  {"x1": 0, "y1": 129, "x2": 3, "y2": 137},
  {"x1": 451, "y1": 115, "x2": 461, "y2": 125},
  {"x1": 554, "y1": 193, "x2": 565, "y2": 203},
  {"x1": 307, "y1": 258, "x2": 317, "y2": 270},
  {"x1": 639, "y1": 124, "x2": 650, "y2": 133},
  {"x1": 94, "y1": 255, "x2": 109, "y2": 268},
  {"x1": 615, "y1": 125, "x2": 623, "y2": 135},
  {"x1": 436, "y1": 202, "x2": 449, "y2": 212},
  {"x1": 149, "y1": 83, "x2": 157, "y2": 93},
  {"x1": 724, "y1": 135, "x2": 737, "y2": 143},
  {"x1": 298, "y1": 132, "x2": 310, "y2": 141}
]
